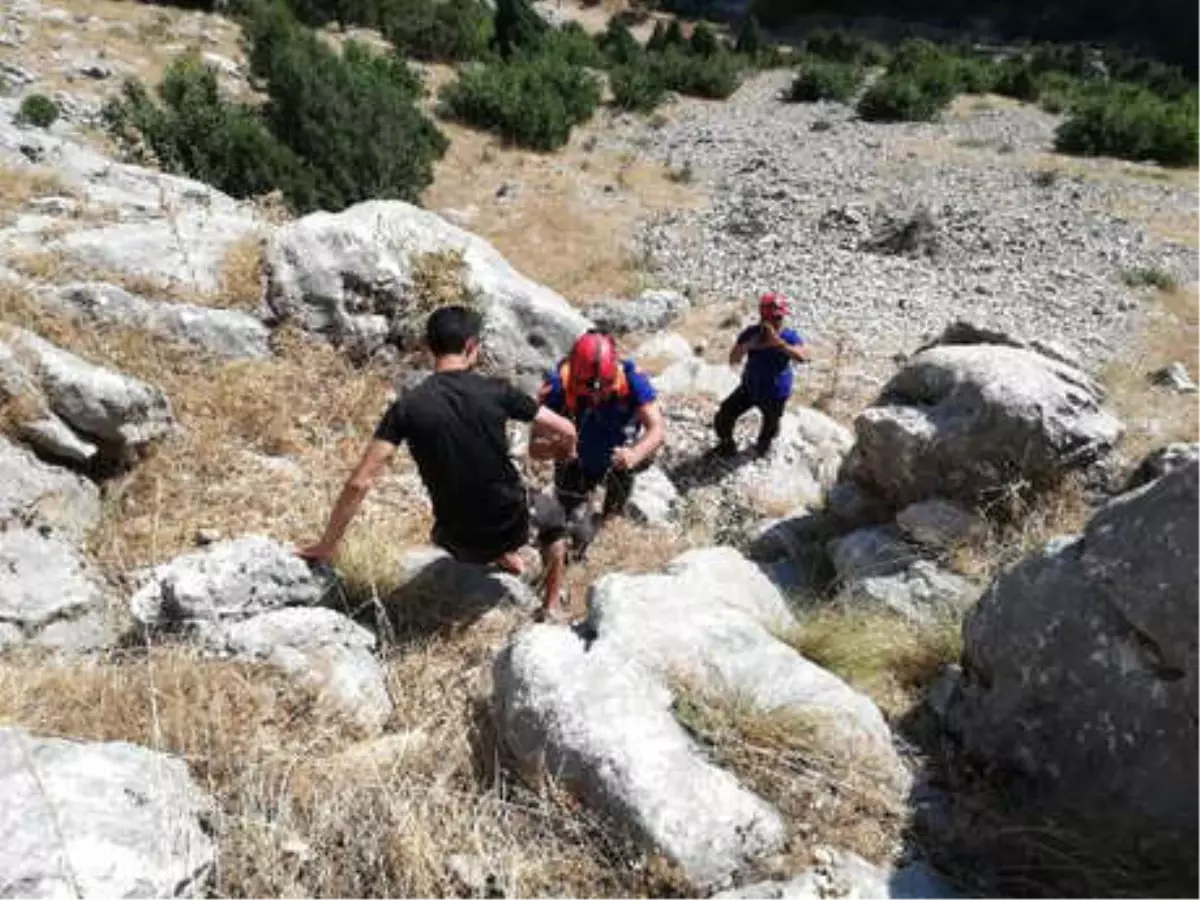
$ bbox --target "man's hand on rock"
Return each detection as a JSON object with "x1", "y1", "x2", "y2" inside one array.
[
  {"x1": 297, "y1": 541, "x2": 336, "y2": 564},
  {"x1": 611, "y1": 446, "x2": 636, "y2": 471}
]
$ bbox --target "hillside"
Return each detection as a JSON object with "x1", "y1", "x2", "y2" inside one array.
[{"x1": 0, "y1": 0, "x2": 1197, "y2": 897}]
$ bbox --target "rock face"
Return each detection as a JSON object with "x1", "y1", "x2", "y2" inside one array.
[
  {"x1": 655, "y1": 357, "x2": 740, "y2": 399},
  {"x1": 635, "y1": 332, "x2": 694, "y2": 369},
  {"x1": 131, "y1": 537, "x2": 390, "y2": 733},
  {"x1": 947, "y1": 458, "x2": 1198, "y2": 872},
  {"x1": 840, "y1": 340, "x2": 1123, "y2": 511},
  {"x1": 714, "y1": 850, "x2": 956, "y2": 899},
  {"x1": 895, "y1": 498, "x2": 980, "y2": 551},
  {"x1": 0, "y1": 326, "x2": 175, "y2": 467},
  {"x1": 494, "y1": 548, "x2": 904, "y2": 889},
  {"x1": 626, "y1": 464, "x2": 680, "y2": 525},
  {"x1": 0, "y1": 435, "x2": 100, "y2": 538},
  {"x1": 205, "y1": 607, "x2": 392, "y2": 733},
  {"x1": 388, "y1": 546, "x2": 535, "y2": 617},
  {"x1": 0, "y1": 727, "x2": 215, "y2": 897},
  {"x1": 130, "y1": 535, "x2": 335, "y2": 627},
  {"x1": 0, "y1": 109, "x2": 265, "y2": 294},
  {"x1": 585, "y1": 289, "x2": 690, "y2": 334},
  {"x1": 0, "y1": 528, "x2": 113, "y2": 651},
  {"x1": 263, "y1": 201, "x2": 590, "y2": 381},
  {"x1": 45, "y1": 282, "x2": 270, "y2": 360}
]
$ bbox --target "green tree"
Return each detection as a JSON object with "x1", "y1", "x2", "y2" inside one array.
[
  {"x1": 734, "y1": 14, "x2": 765, "y2": 57},
  {"x1": 689, "y1": 21, "x2": 720, "y2": 57},
  {"x1": 492, "y1": 0, "x2": 548, "y2": 58},
  {"x1": 15, "y1": 94, "x2": 60, "y2": 128},
  {"x1": 597, "y1": 16, "x2": 641, "y2": 65}
]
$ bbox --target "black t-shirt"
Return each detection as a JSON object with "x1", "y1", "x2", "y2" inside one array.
[{"x1": 373, "y1": 370, "x2": 538, "y2": 559}]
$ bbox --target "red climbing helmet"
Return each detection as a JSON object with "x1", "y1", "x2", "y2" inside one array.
[
  {"x1": 567, "y1": 329, "x2": 620, "y2": 398},
  {"x1": 759, "y1": 292, "x2": 791, "y2": 320}
]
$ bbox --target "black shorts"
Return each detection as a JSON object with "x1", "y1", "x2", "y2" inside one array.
[
  {"x1": 431, "y1": 502, "x2": 530, "y2": 565},
  {"x1": 530, "y1": 459, "x2": 638, "y2": 552}
]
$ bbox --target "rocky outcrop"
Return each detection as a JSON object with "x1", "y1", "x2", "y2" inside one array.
[
  {"x1": 0, "y1": 727, "x2": 215, "y2": 897},
  {"x1": 130, "y1": 535, "x2": 335, "y2": 627},
  {"x1": 714, "y1": 849, "x2": 955, "y2": 899},
  {"x1": 0, "y1": 326, "x2": 174, "y2": 468},
  {"x1": 202, "y1": 607, "x2": 392, "y2": 733},
  {"x1": 946, "y1": 457, "x2": 1198, "y2": 873},
  {"x1": 130, "y1": 536, "x2": 390, "y2": 733},
  {"x1": 0, "y1": 527, "x2": 114, "y2": 652},
  {"x1": 840, "y1": 337, "x2": 1123, "y2": 512},
  {"x1": 0, "y1": 435, "x2": 100, "y2": 538},
  {"x1": 44, "y1": 282, "x2": 270, "y2": 360},
  {"x1": 655, "y1": 357, "x2": 740, "y2": 399},
  {"x1": 0, "y1": 106, "x2": 265, "y2": 294},
  {"x1": 585, "y1": 288, "x2": 689, "y2": 334},
  {"x1": 494, "y1": 547, "x2": 904, "y2": 889},
  {"x1": 627, "y1": 464, "x2": 680, "y2": 526},
  {"x1": 263, "y1": 201, "x2": 590, "y2": 383}
]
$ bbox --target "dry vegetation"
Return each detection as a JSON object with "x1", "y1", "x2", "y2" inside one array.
[
  {"x1": 671, "y1": 679, "x2": 908, "y2": 873},
  {"x1": 0, "y1": 616, "x2": 682, "y2": 898},
  {"x1": 0, "y1": 281, "x2": 426, "y2": 574},
  {"x1": 1101, "y1": 284, "x2": 1200, "y2": 460},
  {"x1": 423, "y1": 118, "x2": 704, "y2": 306}
]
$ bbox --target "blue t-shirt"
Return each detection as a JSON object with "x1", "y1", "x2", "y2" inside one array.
[
  {"x1": 738, "y1": 325, "x2": 804, "y2": 401},
  {"x1": 543, "y1": 359, "x2": 657, "y2": 479}
]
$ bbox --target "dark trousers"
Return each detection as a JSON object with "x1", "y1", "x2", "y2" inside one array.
[
  {"x1": 531, "y1": 459, "x2": 637, "y2": 554},
  {"x1": 714, "y1": 385, "x2": 786, "y2": 455}
]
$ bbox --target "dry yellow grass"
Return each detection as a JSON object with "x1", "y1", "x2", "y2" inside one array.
[
  {"x1": 423, "y1": 118, "x2": 704, "y2": 305},
  {"x1": 0, "y1": 167, "x2": 72, "y2": 224},
  {"x1": 1102, "y1": 284, "x2": 1200, "y2": 461},
  {"x1": 0, "y1": 621, "x2": 682, "y2": 897},
  {"x1": 671, "y1": 680, "x2": 907, "y2": 873},
  {"x1": 216, "y1": 235, "x2": 266, "y2": 312},
  {"x1": 0, "y1": 282, "x2": 425, "y2": 573}
]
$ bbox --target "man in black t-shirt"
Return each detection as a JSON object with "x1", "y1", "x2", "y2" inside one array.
[{"x1": 298, "y1": 306, "x2": 576, "y2": 579}]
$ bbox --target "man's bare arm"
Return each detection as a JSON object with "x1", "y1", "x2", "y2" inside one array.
[
  {"x1": 529, "y1": 405, "x2": 577, "y2": 461},
  {"x1": 298, "y1": 439, "x2": 396, "y2": 562},
  {"x1": 614, "y1": 400, "x2": 666, "y2": 470}
]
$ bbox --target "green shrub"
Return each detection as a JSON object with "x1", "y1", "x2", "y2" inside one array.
[
  {"x1": 662, "y1": 19, "x2": 686, "y2": 50},
  {"x1": 954, "y1": 56, "x2": 999, "y2": 94},
  {"x1": 382, "y1": 0, "x2": 492, "y2": 62},
  {"x1": 102, "y1": 57, "x2": 316, "y2": 208},
  {"x1": 734, "y1": 14, "x2": 765, "y2": 58},
  {"x1": 1055, "y1": 85, "x2": 1198, "y2": 166},
  {"x1": 688, "y1": 21, "x2": 720, "y2": 57},
  {"x1": 542, "y1": 21, "x2": 604, "y2": 67},
  {"x1": 857, "y1": 72, "x2": 951, "y2": 121},
  {"x1": 646, "y1": 20, "x2": 669, "y2": 54},
  {"x1": 439, "y1": 53, "x2": 600, "y2": 149},
  {"x1": 993, "y1": 60, "x2": 1042, "y2": 101},
  {"x1": 245, "y1": 2, "x2": 447, "y2": 210},
  {"x1": 804, "y1": 28, "x2": 888, "y2": 66},
  {"x1": 652, "y1": 46, "x2": 741, "y2": 99},
  {"x1": 786, "y1": 59, "x2": 863, "y2": 103},
  {"x1": 610, "y1": 60, "x2": 667, "y2": 111},
  {"x1": 491, "y1": 0, "x2": 548, "y2": 58},
  {"x1": 1120, "y1": 265, "x2": 1178, "y2": 290},
  {"x1": 15, "y1": 93, "x2": 59, "y2": 128},
  {"x1": 597, "y1": 16, "x2": 641, "y2": 65}
]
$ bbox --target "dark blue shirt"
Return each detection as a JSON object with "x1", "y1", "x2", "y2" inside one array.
[
  {"x1": 543, "y1": 359, "x2": 657, "y2": 479},
  {"x1": 738, "y1": 325, "x2": 804, "y2": 401}
]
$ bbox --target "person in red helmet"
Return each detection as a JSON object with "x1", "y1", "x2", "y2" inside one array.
[
  {"x1": 529, "y1": 329, "x2": 666, "y2": 621},
  {"x1": 713, "y1": 292, "x2": 810, "y2": 457}
]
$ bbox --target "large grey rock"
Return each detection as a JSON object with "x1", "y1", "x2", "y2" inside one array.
[
  {"x1": 715, "y1": 850, "x2": 956, "y2": 899},
  {"x1": 635, "y1": 332, "x2": 695, "y2": 369},
  {"x1": 204, "y1": 607, "x2": 391, "y2": 734},
  {"x1": 263, "y1": 201, "x2": 590, "y2": 381},
  {"x1": 1149, "y1": 360, "x2": 1197, "y2": 394},
  {"x1": 0, "y1": 109, "x2": 265, "y2": 294},
  {"x1": 130, "y1": 535, "x2": 336, "y2": 627},
  {"x1": 917, "y1": 320, "x2": 1083, "y2": 370},
  {"x1": 655, "y1": 357, "x2": 740, "y2": 399},
  {"x1": 0, "y1": 727, "x2": 215, "y2": 897},
  {"x1": 828, "y1": 526, "x2": 975, "y2": 621},
  {"x1": 841, "y1": 344, "x2": 1123, "y2": 511},
  {"x1": 895, "y1": 498, "x2": 981, "y2": 551},
  {"x1": 494, "y1": 547, "x2": 905, "y2": 889},
  {"x1": 0, "y1": 435, "x2": 100, "y2": 538},
  {"x1": 0, "y1": 527, "x2": 112, "y2": 651},
  {"x1": 388, "y1": 546, "x2": 535, "y2": 618},
  {"x1": 729, "y1": 408, "x2": 854, "y2": 512},
  {"x1": 0, "y1": 327, "x2": 174, "y2": 466},
  {"x1": 947, "y1": 459, "x2": 1199, "y2": 872},
  {"x1": 45, "y1": 282, "x2": 270, "y2": 360},
  {"x1": 585, "y1": 289, "x2": 690, "y2": 334},
  {"x1": 495, "y1": 624, "x2": 786, "y2": 889},
  {"x1": 627, "y1": 464, "x2": 680, "y2": 525}
]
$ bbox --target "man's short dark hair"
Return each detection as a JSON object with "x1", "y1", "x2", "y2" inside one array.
[{"x1": 426, "y1": 305, "x2": 482, "y2": 356}]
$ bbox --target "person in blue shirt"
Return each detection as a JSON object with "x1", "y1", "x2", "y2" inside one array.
[
  {"x1": 714, "y1": 292, "x2": 810, "y2": 458},
  {"x1": 529, "y1": 329, "x2": 666, "y2": 621}
]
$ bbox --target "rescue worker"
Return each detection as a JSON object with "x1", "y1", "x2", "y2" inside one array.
[
  {"x1": 713, "y1": 292, "x2": 809, "y2": 457},
  {"x1": 528, "y1": 329, "x2": 666, "y2": 620}
]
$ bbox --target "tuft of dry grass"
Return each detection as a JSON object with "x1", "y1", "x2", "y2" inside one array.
[
  {"x1": 780, "y1": 609, "x2": 962, "y2": 720},
  {"x1": 671, "y1": 680, "x2": 907, "y2": 873},
  {"x1": 0, "y1": 624, "x2": 680, "y2": 898},
  {"x1": 0, "y1": 167, "x2": 73, "y2": 224},
  {"x1": 1101, "y1": 284, "x2": 1200, "y2": 461},
  {"x1": 217, "y1": 235, "x2": 266, "y2": 312}
]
